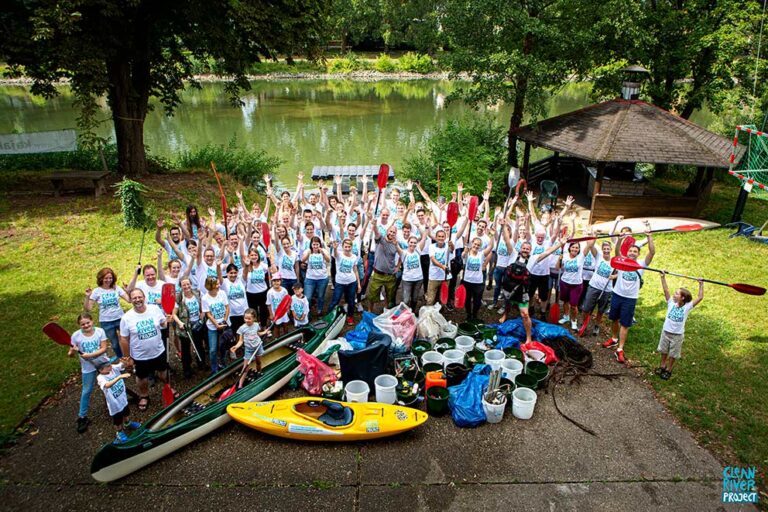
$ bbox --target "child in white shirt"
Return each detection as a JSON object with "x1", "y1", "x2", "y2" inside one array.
[{"x1": 656, "y1": 272, "x2": 704, "y2": 380}]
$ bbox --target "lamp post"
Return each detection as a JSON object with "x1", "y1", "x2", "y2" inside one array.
[{"x1": 620, "y1": 64, "x2": 649, "y2": 100}]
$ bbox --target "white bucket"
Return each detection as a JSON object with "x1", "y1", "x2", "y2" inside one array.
[
  {"x1": 484, "y1": 350, "x2": 505, "y2": 371},
  {"x1": 512, "y1": 387, "x2": 538, "y2": 420},
  {"x1": 421, "y1": 351, "x2": 444, "y2": 367},
  {"x1": 374, "y1": 374, "x2": 398, "y2": 404},
  {"x1": 441, "y1": 322, "x2": 458, "y2": 339},
  {"x1": 525, "y1": 349, "x2": 546, "y2": 363},
  {"x1": 455, "y1": 335, "x2": 475, "y2": 353},
  {"x1": 501, "y1": 358, "x2": 524, "y2": 381},
  {"x1": 344, "y1": 380, "x2": 370, "y2": 403},
  {"x1": 442, "y1": 349, "x2": 465, "y2": 369},
  {"x1": 482, "y1": 396, "x2": 506, "y2": 423}
]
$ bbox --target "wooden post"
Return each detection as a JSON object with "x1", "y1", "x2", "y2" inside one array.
[{"x1": 589, "y1": 162, "x2": 605, "y2": 224}]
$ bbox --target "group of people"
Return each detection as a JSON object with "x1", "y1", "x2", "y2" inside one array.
[{"x1": 68, "y1": 172, "x2": 705, "y2": 440}]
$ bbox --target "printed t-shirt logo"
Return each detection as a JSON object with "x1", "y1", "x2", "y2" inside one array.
[
  {"x1": 293, "y1": 300, "x2": 305, "y2": 316},
  {"x1": 339, "y1": 257, "x2": 354, "y2": 274},
  {"x1": 309, "y1": 254, "x2": 324, "y2": 270},
  {"x1": 467, "y1": 256, "x2": 481, "y2": 272},
  {"x1": 668, "y1": 304, "x2": 686, "y2": 322},
  {"x1": 596, "y1": 261, "x2": 611, "y2": 277},
  {"x1": 405, "y1": 254, "x2": 420, "y2": 270},
  {"x1": 250, "y1": 268, "x2": 265, "y2": 284},
  {"x1": 210, "y1": 302, "x2": 226, "y2": 320},
  {"x1": 229, "y1": 284, "x2": 245, "y2": 300},
  {"x1": 111, "y1": 377, "x2": 125, "y2": 399},
  {"x1": 622, "y1": 271, "x2": 639, "y2": 282},
  {"x1": 281, "y1": 256, "x2": 294, "y2": 272},
  {"x1": 101, "y1": 292, "x2": 119, "y2": 309},
  {"x1": 564, "y1": 259, "x2": 578, "y2": 272},
  {"x1": 136, "y1": 318, "x2": 158, "y2": 340}
]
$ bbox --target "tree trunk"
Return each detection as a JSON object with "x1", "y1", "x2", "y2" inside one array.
[
  {"x1": 106, "y1": 57, "x2": 150, "y2": 177},
  {"x1": 507, "y1": 33, "x2": 533, "y2": 166}
]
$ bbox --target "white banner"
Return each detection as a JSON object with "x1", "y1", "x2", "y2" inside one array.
[{"x1": 0, "y1": 129, "x2": 77, "y2": 155}]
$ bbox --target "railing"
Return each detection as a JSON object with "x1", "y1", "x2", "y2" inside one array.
[{"x1": 525, "y1": 155, "x2": 588, "y2": 186}]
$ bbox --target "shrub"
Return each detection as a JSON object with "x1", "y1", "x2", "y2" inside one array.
[
  {"x1": 402, "y1": 114, "x2": 508, "y2": 203},
  {"x1": 397, "y1": 52, "x2": 434, "y2": 74},
  {"x1": 113, "y1": 177, "x2": 151, "y2": 229},
  {"x1": 175, "y1": 137, "x2": 283, "y2": 187},
  {"x1": 326, "y1": 52, "x2": 364, "y2": 74},
  {"x1": 373, "y1": 54, "x2": 398, "y2": 73}
]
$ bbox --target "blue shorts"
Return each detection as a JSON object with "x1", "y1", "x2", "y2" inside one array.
[
  {"x1": 608, "y1": 294, "x2": 637, "y2": 328},
  {"x1": 244, "y1": 344, "x2": 264, "y2": 360}
]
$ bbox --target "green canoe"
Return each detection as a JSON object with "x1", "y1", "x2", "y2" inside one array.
[{"x1": 91, "y1": 307, "x2": 345, "y2": 482}]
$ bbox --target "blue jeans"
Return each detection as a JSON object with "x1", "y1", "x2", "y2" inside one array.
[
  {"x1": 361, "y1": 251, "x2": 375, "y2": 294},
  {"x1": 283, "y1": 278, "x2": 296, "y2": 296},
  {"x1": 79, "y1": 370, "x2": 97, "y2": 418},
  {"x1": 207, "y1": 328, "x2": 220, "y2": 374},
  {"x1": 304, "y1": 277, "x2": 329, "y2": 315},
  {"x1": 329, "y1": 281, "x2": 356, "y2": 318},
  {"x1": 492, "y1": 266, "x2": 507, "y2": 305},
  {"x1": 101, "y1": 319, "x2": 122, "y2": 358}
]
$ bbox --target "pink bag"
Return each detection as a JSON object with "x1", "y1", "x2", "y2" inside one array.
[
  {"x1": 296, "y1": 349, "x2": 337, "y2": 395},
  {"x1": 373, "y1": 303, "x2": 417, "y2": 347},
  {"x1": 520, "y1": 341, "x2": 558, "y2": 365}
]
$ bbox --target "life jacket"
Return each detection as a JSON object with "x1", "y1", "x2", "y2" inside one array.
[{"x1": 503, "y1": 255, "x2": 529, "y2": 291}]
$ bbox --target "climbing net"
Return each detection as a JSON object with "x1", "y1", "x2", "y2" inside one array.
[{"x1": 729, "y1": 125, "x2": 768, "y2": 198}]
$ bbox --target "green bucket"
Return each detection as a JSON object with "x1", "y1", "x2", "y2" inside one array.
[
  {"x1": 503, "y1": 347, "x2": 524, "y2": 361},
  {"x1": 411, "y1": 339, "x2": 432, "y2": 359},
  {"x1": 466, "y1": 348, "x2": 485, "y2": 367},
  {"x1": 433, "y1": 337, "x2": 456, "y2": 353},
  {"x1": 423, "y1": 362, "x2": 443, "y2": 374},
  {"x1": 457, "y1": 322, "x2": 480, "y2": 339},
  {"x1": 426, "y1": 386, "x2": 450, "y2": 416},
  {"x1": 514, "y1": 373, "x2": 538, "y2": 390},
  {"x1": 468, "y1": 318, "x2": 485, "y2": 328},
  {"x1": 526, "y1": 361, "x2": 549, "y2": 380},
  {"x1": 480, "y1": 326, "x2": 497, "y2": 341}
]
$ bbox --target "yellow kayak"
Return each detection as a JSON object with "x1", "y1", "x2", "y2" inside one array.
[{"x1": 227, "y1": 397, "x2": 428, "y2": 441}]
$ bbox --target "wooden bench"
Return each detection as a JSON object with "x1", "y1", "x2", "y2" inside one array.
[{"x1": 47, "y1": 170, "x2": 111, "y2": 198}]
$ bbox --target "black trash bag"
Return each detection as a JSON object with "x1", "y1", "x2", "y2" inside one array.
[{"x1": 339, "y1": 335, "x2": 391, "y2": 390}]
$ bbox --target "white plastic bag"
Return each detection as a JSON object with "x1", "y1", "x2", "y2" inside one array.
[
  {"x1": 323, "y1": 338, "x2": 353, "y2": 367},
  {"x1": 373, "y1": 303, "x2": 417, "y2": 348},
  {"x1": 416, "y1": 303, "x2": 448, "y2": 341}
]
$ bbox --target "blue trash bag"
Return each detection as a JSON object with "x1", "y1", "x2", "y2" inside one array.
[
  {"x1": 532, "y1": 318, "x2": 576, "y2": 342},
  {"x1": 493, "y1": 336, "x2": 521, "y2": 350},
  {"x1": 343, "y1": 311, "x2": 382, "y2": 350},
  {"x1": 496, "y1": 318, "x2": 528, "y2": 340},
  {"x1": 448, "y1": 364, "x2": 491, "y2": 428}
]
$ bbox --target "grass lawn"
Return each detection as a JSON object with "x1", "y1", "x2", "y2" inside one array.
[{"x1": 0, "y1": 173, "x2": 767, "y2": 495}]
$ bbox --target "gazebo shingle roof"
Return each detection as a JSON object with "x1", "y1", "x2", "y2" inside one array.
[{"x1": 513, "y1": 98, "x2": 743, "y2": 168}]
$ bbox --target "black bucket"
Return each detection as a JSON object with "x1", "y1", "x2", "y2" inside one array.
[{"x1": 445, "y1": 363, "x2": 470, "y2": 387}]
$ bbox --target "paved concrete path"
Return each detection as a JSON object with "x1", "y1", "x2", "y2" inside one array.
[{"x1": 0, "y1": 335, "x2": 755, "y2": 511}]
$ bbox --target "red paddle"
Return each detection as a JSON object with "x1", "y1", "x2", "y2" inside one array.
[
  {"x1": 620, "y1": 235, "x2": 636, "y2": 257},
  {"x1": 610, "y1": 256, "x2": 766, "y2": 296},
  {"x1": 210, "y1": 161, "x2": 229, "y2": 234},
  {"x1": 362, "y1": 164, "x2": 392, "y2": 291},
  {"x1": 455, "y1": 284, "x2": 467, "y2": 309},
  {"x1": 160, "y1": 283, "x2": 177, "y2": 406},
  {"x1": 548, "y1": 226, "x2": 569, "y2": 324},
  {"x1": 218, "y1": 294, "x2": 293, "y2": 401},
  {"x1": 440, "y1": 202, "x2": 461, "y2": 303},
  {"x1": 42, "y1": 322, "x2": 75, "y2": 349},
  {"x1": 261, "y1": 221, "x2": 271, "y2": 248},
  {"x1": 456, "y1": 196, "x2": 479, "y2": 307},
  {"x1": 568, "y1": 224, "x2": 703, "y2": 244}
]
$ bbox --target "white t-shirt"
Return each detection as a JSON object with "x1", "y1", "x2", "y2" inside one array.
[
  {"x1": 246, "y1": 263, "x2": 269, "y2": 294},
  {"x1": 304, "y1": 251, "x2": 328, "y2": 281},
  {"x1": 496, "y1": 237, "x2": 513, "y2": 268},
  {"x1": 428, "y1": 243, "x2": 451, "y2": 281},
  {"x1": 266, "y1": 287, "x2": 290, "y2": 325},
  {"x1": 196, "y1": 262, "x2": 221, "y2": 290},
  {"x1": 71, "y1": 328, "x2": 109, "y2": 373},
  {"x1": 527, "y1": 241, "x2": 551, "y2": 276},
  {"x1": 662, "y1": 298, "x2": 695, "y2": 334},
  {"x1": 463, "y1": 251, "x2": 484, "y2": 284},
  {"x1": 335, "y1": 251, "x2": 359, "y2": 285},
  {"x1": 164, "y1": 240, "x2": 188, "y2": 261},
  {"x1": 588, "y1": 256, "x2": 614, "y2": 292},
  {"x1": 613, "y1": 260, "x2": 647, "y2": 299},
  {"x1": 119, "y1": 308, "x2": 166, "y2": 360},
  {"x1": 202, "y1": 290, "x2": 229, "y2": 330},
  {"x1": 182, "y1": 294, "x2": 201, "y2": 324},
  {"x1": 136, "y1": 280, "x2": 166, "y2": 310},
  {"x1": 89, "y1": 286, "x2": 126, "y2": 322},
  {"x1": 222, "y1": 278, "x2": 248, "y2": 317},
  {"x1": 291, "y1": 295, "x2": 310, "y2": 326},
  {"x1": 582, "y1": 249, "x2": 596, "y2": 281},
  {"x1": 560, "y1": 252, "x2": 585, "y2": 285},
  {"x1": 277, "y1": 250, "x2": 298, "y2": 280},
  {"x1": 97, "y1": 363, "x2": 128, "y2": 416},
  {"x1": 401, "y1": 250, "x2": 423, "y2": 282}
]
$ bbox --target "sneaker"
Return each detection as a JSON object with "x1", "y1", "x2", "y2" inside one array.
[
  {"x1": 602, "y1": 338, "x2": 618, "y2": 348},
  {"x1": 497, "y1": 307, "x2": 505, "y2": 315},
  {"x1": 660, "y1": 370, "x2": 672, "y2": 380},
  {"x1": 654, "y1": 367, "x2": 664, "y2": 376},
  {"x1": 114, "y1": 431, "x2": 130, "y2": 444},
  {"x1": 356, "y1": 303, "x2": 364, "y2": 313},
  {"x1": 125, "y1": 421, "x2": 141, "y2": 430},
  {"x1": 615, "y1": 349, "x2": 626, "y2": 364},
  {"x1": 592, "y1": 325, "x2": 600, "y2": 336},
  {"x1": 631, "y1": 316, "x2": 637, "y2": 326},
  {"x1": 487, "y1": 303, "x2": 497, "y2": 310},
  {"x1": 558, "y1": 315, "x2": 570, "y2": 325},
  {"x1": 446, "y1": 303, "x2": 455, "y2": 312},
  {"x1": 346, "y1": 316, "x2": 355, "y2": 326},
  {"x1": 76, "y1": 416, "x2": 91, "y2": 434},
  {"x1": 571, "y1": 320, "x2": 578, "y2": 331}
]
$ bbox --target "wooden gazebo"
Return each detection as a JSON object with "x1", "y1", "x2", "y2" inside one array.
[{"x1": 513, "y1": 98, "x2": 744, "y2": 223}]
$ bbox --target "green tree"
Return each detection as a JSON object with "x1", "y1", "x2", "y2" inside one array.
[
  {"x1": 0, "y1": 0, "x2": 329, "y2": 177},
  {"x1": 441, "y1": 0, "x2": 596, "y2": 166},
  {"x1": 380, "y1": 0, "x2": 444, "y2": 53},
  {"x1": 331, "y1": 0, "x2": 384, "y2": 50}
]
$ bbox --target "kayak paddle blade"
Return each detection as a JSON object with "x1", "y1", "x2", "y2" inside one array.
[
  {"x1": 610, "y1": 256, "x2": 641, "y2": 272},
  {"x1": 274, "y1": 294, "x2": 292, "y2": 321},
  {"x1": 729, "y1": 283, "x2": 767, "y2": 296},
  {"x1": 440, "y1": 281, "x2": 449, "y2": 304},
  {"x1": 161, "y1": 283, "x2": 176, "y2": 315},
  {"x1": 42, "y1": 322, "x2": 71, "y2": 347},
  {"x1": 218, "y1": 384, "x2": 236, "y2": 402},
  {"x1": 467, "y1": 196, "x2": 479, "y2": 221},
  {"x1": 261, "y1": 222, "x2": 271, "y2": 248},
  {"x1": 578, "y1": 315, "x2": 591, "y2": 337},
  {"x1": 447, "y1": 202, "x2": 459, "y2": 228},
  {"x1": 377, "y1": 164, "x2": 390, "y2": 190},
  {"x1": 162, "y1": 383, "x2": 175, "y2": 407},
  {"x1": 620, "y1": 236, "x2": 636, "y2": 256},
  {"x1": 548, "y1": 302, "x2": 560, "y2": 324},
  {"x1": 455, "y1": 285, "x2": 467, "y2": 309},
  {"x1": 507, "y1": 167, "x2": 520, "y2": 189}
]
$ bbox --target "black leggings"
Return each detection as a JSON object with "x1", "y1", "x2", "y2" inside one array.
[
  {"x1": 463, "y1": 280, "x2": 484, "y2": 320},
  {"x1": 246, "y1": 291, "x2": 269, "y2": 327}
]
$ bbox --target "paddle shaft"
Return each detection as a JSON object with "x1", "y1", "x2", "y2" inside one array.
[
  {"x1": 211, "y1": 162, "x2": 228, "y2": 233},
  {"x1": 183, "y1": 325, "x2": 203, "y2": 362},
  {"x1": 646, "y1": 267, "x2": 737, "y2": 288},
  {"x1": 570, "y1": 224, "x2": 703, "y2": 243}
]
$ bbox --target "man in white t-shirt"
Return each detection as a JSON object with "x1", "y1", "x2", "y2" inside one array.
[
  {"x1": 119, "y1": 288, "x2": 176, "y2": 411},
  {"x1": 603, "y1": 228, "x2": 655, "y2": 364}
]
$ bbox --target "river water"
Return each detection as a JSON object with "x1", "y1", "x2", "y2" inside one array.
[{"x1": 0, "y1": 80, "x2": 714, "y2": 183}]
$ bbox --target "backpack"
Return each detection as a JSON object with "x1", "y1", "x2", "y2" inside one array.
[{"x1": 503, "y1": 256, "x2": 529, "y2": 292}]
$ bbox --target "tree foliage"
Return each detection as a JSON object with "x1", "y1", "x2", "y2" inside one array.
[{"x1": 0, "y1": 0, "x2": 329, "y2": 177}]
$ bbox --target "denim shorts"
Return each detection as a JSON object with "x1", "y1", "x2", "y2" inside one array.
[{"x1": 608, "y1": 293, "x2": 637, "y2": 328}]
